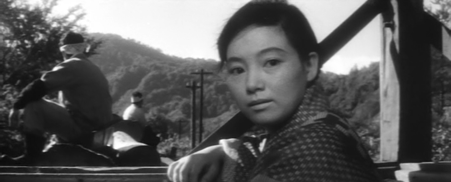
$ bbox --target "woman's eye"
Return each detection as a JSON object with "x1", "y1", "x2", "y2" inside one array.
[
  {"x1": 265, "y1": 59, "x2": 281, "y2": 67},
  {"x1": 228, "y1": 67, "x2": 245, "y2": 75}
]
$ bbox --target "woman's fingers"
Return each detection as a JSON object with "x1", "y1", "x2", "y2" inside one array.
[
  {"x1": 167, "y1": 145, "x2": 225, "y2": 182},
  {"x1": 168, "y1": 160, "x2": 187, "y2": 182},
  {"x1": 188, "y1": 161, "x2": 202, "y2": 182},
  {"x1": 170, "y1": 156, "x2": 195, "y2": 182},
  {"x1": 167, "y1": 161, "x2": 178, "y2": 181},
  {"x1": 200, "y1": 161, "x2": 220, "y2": 182},
  {"x1": 178, "y1": 160, "x2": 190, "y2": 182}
]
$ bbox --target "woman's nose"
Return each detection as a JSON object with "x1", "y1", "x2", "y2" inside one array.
[{"x1": 245, "y1": 69, "x2": 264, "y2": 94}]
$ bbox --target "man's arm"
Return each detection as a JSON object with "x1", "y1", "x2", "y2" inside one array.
[
  {"x1": 13, "y1": 79, "x2": 47, "y2": 110},
  {"x1": 13, "y1": 60, "x2": 76, "y2": 110},
  {"x1": 40, "y1": 62, "x2": 75, "y2": 93}
]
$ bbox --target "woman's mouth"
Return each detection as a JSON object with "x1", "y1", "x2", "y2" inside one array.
[{"x1": 248, "y1": 99, "x2": 272, "y2": 110}]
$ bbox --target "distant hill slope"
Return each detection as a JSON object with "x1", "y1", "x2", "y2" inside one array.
[
  {"x1": 89, "y1": 33, "x2": 237, "y2": 134},
  {"x1": 88, "y1": 33, "x2": 383, "y2": 137}
]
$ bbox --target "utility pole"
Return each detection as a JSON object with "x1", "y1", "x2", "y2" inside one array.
[
  {"x1": 0, "y1": 35, "x2": 6, "y2": 86},
  {"x1": 191, "y1": 69, "x2": 213, "y2": 144},
  {"x1": 178, "y1": 119, "x2": 181, "y2": 140},
  {"x1": 186, "y1": 80, "x2": 200, "y2": 149}
]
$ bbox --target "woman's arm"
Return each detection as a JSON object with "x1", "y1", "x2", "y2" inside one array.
[{"x1": 167, "y1": 145, "x2": 225, "y2": 182}]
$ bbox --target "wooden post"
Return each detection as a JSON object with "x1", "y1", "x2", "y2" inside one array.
[
  {"x1": 190, "y1": 112, "x2": 254, "y2": 154},
  {"x1": 443, "y1": 28, "x2": 451, "y2": 60},
  {"x1": 380, "y1": 0, "x2": 432, "y2": 162},
  {"x1": 426, "y1": 12, "x2": 451, "y2": 61},
  {"x1": 380, "y1": 1, "x2": 399, "y2": 161}
]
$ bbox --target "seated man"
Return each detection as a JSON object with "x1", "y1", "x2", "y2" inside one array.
[
  {"x1": 9, "y1": 31, "x2": 115, "y2": 163},
  {"x1": 120, "y1": 91, "x2": 160, "y2": 147},
  {"x1": 104, "y1": 92, "x2": 161, "y2": 166},
  {"x1": 122, "y1": 91, "x2": 146, "y2": 126}
]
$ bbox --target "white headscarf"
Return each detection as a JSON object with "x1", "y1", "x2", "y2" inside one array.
[
  {"x1": 59, "y1": 42, "x2": 90, "y2": 55},
  {"x1": 131, "y1": 96, "x2": 143, "y2": 103}
]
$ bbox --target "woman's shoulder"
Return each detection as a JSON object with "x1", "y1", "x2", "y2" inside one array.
[
  {"x1": 295, "y1": 111, "x2": 374, "y2": 163},
  {"x1": 299, "y1": 111, "x2": 353, "y2": 135},
  {"x1": 261, "y1": 112, "x2": 380, "y2": 181},
  {"x1": 292, "y1": 111, "x2": 362, "y2": 152}
]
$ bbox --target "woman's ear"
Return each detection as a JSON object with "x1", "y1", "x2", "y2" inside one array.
[{"x1": 306, "y1": 52, "x2": 319, "y2": 82}]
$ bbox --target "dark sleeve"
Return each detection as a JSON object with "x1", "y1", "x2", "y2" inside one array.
[
  {"x1": 13, "y1": 79, "x2": 47, "y2": 109},
  {"x1": 141, "y1": 125, "x2": 160, "y2": 147},
  {"x1": 262, "y1": 123, "x2": 380, "y2": 182},
  {"x1": 40, "y1": 62, "x2": 75, "y2": 93}
]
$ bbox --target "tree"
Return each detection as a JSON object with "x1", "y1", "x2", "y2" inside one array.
[
  {"x1": 425, "y1": 0, "x2": 451, "y2": 28},
  {"x1": 0, "y1": 0, "x2": 101, "y2": 88},
  {"x1": 431, "y1": 48, "x2": 451, "y2": 114}
]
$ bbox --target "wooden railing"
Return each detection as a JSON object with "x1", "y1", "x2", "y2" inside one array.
[
  {"x1": 0, "y1": 163, "x2": 400, "y2": 181},
  {"x1": 0, "y1": 166, "x2": 169, "y2": 182}
]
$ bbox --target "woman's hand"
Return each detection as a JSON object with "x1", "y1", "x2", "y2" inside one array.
[{"x1": 167, "y1": 145, "x2": 224, "y2": 182}]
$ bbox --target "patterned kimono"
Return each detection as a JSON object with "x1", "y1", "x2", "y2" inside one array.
[{"x1": 219, "y1": 85, "x2": 381, "y2": 182}]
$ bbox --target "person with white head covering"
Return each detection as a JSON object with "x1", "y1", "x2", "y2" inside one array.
[
  {"x1": 8, "y1": 31, "x2": 114, "y2": 158},
  {"x1": 122, "y1": 91, "x2": 147, "y2": 125}
]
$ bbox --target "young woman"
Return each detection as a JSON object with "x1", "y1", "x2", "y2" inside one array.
[{"x1": 168, "y1": 1, "x2": 381, "y2": 182}]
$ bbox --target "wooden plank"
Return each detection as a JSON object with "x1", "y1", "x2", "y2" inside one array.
[
  {"x1": 426, "y1": 12, "x2": 451, "y2": 61},
  {"x1": 380, "y1": 0, "x2": 432, "y2": 162},
  {"x1": 395, "y1": 162, "x2": 451, "y2": 182},
  {"x1": 0, "y1": 166, "x2": 167, "y2": 174},
  {"x1": 443, "y1": 28, "x2": 451, "y2": 60},
  {"x1": 380, "y1": 2, "x2": 400, "y2": 161},
  {"x1": 396, "y1": 0, "x2": 432, "y2": 163},
  {"x1": 376, "y1": 162, "x2": 400, "y2": 180},
  {"x1": 0, "y1": 166, "x2": 169, "y2": 182},
  {"x1": 191, "y1": 112, "x2": 253, "y2": 153},
  {"x1": 319, "y1": 0, "x2": 386, "y2": 65},
  {"x1": 0, "y1": 173, "x2": 168, "y2": 182}
]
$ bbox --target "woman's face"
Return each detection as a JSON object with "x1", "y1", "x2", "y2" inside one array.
[{"x1": 222, "y1": 26, "x2": 318, "y2": 128}]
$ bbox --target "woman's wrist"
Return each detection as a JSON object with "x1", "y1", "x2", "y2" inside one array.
[{"x1": 197, "y1": 145, "x2": 225, "y2": 161}]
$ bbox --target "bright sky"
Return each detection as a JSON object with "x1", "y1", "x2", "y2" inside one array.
[{"x1": 30, "y1": 0, "x2": 382, "y2": 74}]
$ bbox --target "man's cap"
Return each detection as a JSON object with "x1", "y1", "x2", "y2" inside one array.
[
  {"x1": 60, "y1": 31, "x2": 84, "y2": 46},
  {"x1": 131, "y1": 91, "x2": 143, "y2": 103}
]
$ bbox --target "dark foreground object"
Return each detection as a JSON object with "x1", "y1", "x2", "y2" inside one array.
[
  {"x1": 0, "y1": 143, "x2": 162, "y2": 167},
  {"x1": 0, "y1": 166, "x2": 169, "y2": 182}
]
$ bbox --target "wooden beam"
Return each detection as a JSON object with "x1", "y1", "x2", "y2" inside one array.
[
  {"x1": 426, "y1": 12, "x2": 451, "y2": 61},
  {"x1": 320, "y1": 0, "x2": 386, "y2": 65},
  {"x1": 443, "y1": 28, "x2": 451, "y2": 60},
  {"x1": 380, "y1": 0, "x2": 432, "y2": 162},
  {"x1": 190, "y1": 112, "x2": 253, "y2": 153},
  {"x1": 0, "y1": 166, "x2": 168, "y2": 182},
  {"x1": 380, "y1": 0, "x2": 399, "y2": 161}
]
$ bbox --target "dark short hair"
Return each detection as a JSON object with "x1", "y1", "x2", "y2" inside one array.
[
  {"x1": 217, "y1": 0, "x2": 318, "y2": 69},
  {"x1": 60, "y1": 31, "x2": 84, "y2": 46},
  {"x1": 132, "y1": 91, "x2": 143, "y2": 98}
]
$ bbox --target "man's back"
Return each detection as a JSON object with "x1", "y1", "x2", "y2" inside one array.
[
  {"x1": 41, "y1": 54, "x2": 112, "y2": 130},
  {"x1": 122, "y1": 104, "x2": 146, "y2": 125}
]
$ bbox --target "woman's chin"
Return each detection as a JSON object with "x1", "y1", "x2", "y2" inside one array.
[{"x1": 246, "y1": 113, "x2": 287, "y2": 130}]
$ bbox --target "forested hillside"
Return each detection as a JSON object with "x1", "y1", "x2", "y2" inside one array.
[
  {"x1": 86, "y1": 33, "x2": 383, "y2": 157},
  {"x1": 90, "y1": 34, "x2": 451, "y2": 160},
  {"x1": 89, "y1": 33, "x2": 238, "y2": 138},
  {"x1": 89, "y1": 33, "x2": 382, "y2": 142}
]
